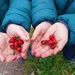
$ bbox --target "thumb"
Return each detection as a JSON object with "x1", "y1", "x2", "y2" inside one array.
[
  {"x1": 53, "y1": 40, "x2": 66, "y2": 55},
  {"x1": 16, "y1": 28, "x2": 30, "y2": 41},
  {"x1": 31, "y1": 27, "x2": 41, "y2": 41}
]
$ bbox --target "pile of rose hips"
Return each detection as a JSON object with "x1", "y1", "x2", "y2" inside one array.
[
  {"x1": 9, "y1": 37, "x2": 24, "y2": 52},
  {"x1": 41, "y1": 34, "x2": 57, "y2": 49}
]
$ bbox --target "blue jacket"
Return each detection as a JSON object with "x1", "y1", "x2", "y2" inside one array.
[
  {"x1": 32, "y1": 0, "x2": 75, "y2": 45},
  {"x1": 32, "y1": 0, "x2": 75, "y2": 60},
  {"x1": 0, "y1": 0, "x2": 31, "y2": 32}
]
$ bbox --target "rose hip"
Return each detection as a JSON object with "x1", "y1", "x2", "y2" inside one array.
[
  {"x1": 49, "y1": 34, "x2": 55, "y2": 40},
  {"x1": 10, "y1": 45, "x2": 14, "y2": 49},
  {"x1": 41, "y1": 40, "x2": 46, "y2": 45},
  {"x1": 16, "y1": 47, "x2": 22, "y2": 52},
  {"x1": 18, "y1": 39, "x2": 24, "y2": 45},
  {"x1": 51, "y1": 45, "x2": 56, "y2": 49},
  {"x1": 52, "y1": 39, "x2": 57, "y2": 44},
  {"x1": 41, "y1": 33, "x2": 57, "y2": 49},
  {"x1": 45, "y1": 40, "x2": 49, "y2": 44},
  {"x1": 9, "y1": 37, "x2": 24, "y2": 53},
  {"x1": 14, "y1": 41, "x2": 19, "y2": 47},
  {"x1": 48, "y1": 40, "x2": 54, "y2": 46},
  {"x1": 9, "y1": 37, "x2": 16, "y2": 43}
]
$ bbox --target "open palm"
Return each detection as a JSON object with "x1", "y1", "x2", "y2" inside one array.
[
  {"x1": 31, "y1": 22, "x2": 52, "y2": 55},
  {"x1": 0, "y1": 33, "x2": 19, "y2": 62},
  {"x1": 34, "y1": 23, "x2": 68, "y2": 58},
  {"x1": 7, "y1": 24, "x2": 30, "y2": 59}
]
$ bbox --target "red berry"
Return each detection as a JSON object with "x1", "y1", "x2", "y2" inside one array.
[
  {"x1": 18, "y1": 39, "x2": 24, "y2": 45},
  {"x1": 51, "y1": 45, "x2": 56, "y2": 49},
  {"x1": 41, "y1": 40, "x2": 46, "y2": 45},
  {"x1": 49, "y1": 34, "x2": 55, "y2": 40},
  {"x1": 14, "y1": 41, "x2": 19, "y2": 47},
  {"x1": 9, "y1": 37, "x2": 16, "y2": 43},
  {"x1": 16, "y1": 47, "x2": 22, "y2": 52},
  {"x1": 52, "y1": 39, "x2": 57, "y2": 44},
  {"x1": 48, "y1": 40, "x2": 54, "y2": 46},
  {"x1": 45, "y1": 40, "x2": 49, "y2": 44},
  {"x1": 10, "y1": 45, "x2": 14, "y2": 49}
]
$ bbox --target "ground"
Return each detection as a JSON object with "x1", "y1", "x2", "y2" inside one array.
[{"x1": 0, "y1": 61, "x2": 25, "y2": 75}]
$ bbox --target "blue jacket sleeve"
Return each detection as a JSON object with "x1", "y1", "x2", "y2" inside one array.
[
  {"x1": 1, "y1": 0, "x2": 31, "y2": 32},
  {"x1": 0, "y1": 27, "x2": 3, "y2": 32},
  {"x1": 57, "y1": 14, "x2": 75, "y2": 45},
  {"x1": 32, "y1": 0, "x2": 57, "y2": 28}
]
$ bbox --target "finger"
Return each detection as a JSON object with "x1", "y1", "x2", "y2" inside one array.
[
  {"x1": 36, "y1": 42, "x2": 41, "y2": 48},
  {"x1": 53, "y1": 40, "x2": 66, "y2": 55},
  {"x1": 36, "y1": 36, "x2": 44, "y2": 48},
  {"x1": 0, "y1": 53, "x2": 6, "y2": 62},
  {"x1": 35, "y1": 46, "x2": 50, "y2": 57},
  {"x1": 21, "y1": 52, "x2": 27, "y2": 59},
  {"x1": 22, "y1": 41, "x2": 30, "y2": 53},
  {"x1": 16, "y1": 54, "x2": 21, "y2": 60},
  {"x1": 41, "y1": 49, "x2": 53, "y2": 58},
  {"x1": 5, "y1": 55, "x2": 17, "y2": 62},
  {"x1": 32, "y1": 36, "x2": 43, "y2": 52},
  {"x1": 31, "y1": 40, "x2": 39, "y2": 55},
  {"x1": 31, "y1": 27, "x2": 41, "y2": 41},
  {"x1": 35, "y1": 46, "x2": 45, "y2": 53},
  {"x1": 35, "y1": 38, "x2": 48, "y2": 53},
  {"x1": 16, "y1": 28, "x2": 30, "y2": 41},
  {"x1": 22, "y1": 28, "x2": 30, "y2": 38},
  {"x1": 34, "y1": 46, "x2": 43, "y2": 57}
]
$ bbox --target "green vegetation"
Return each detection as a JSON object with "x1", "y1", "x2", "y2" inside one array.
[{"x1": 23, "y1": 27, "x2": 75, "y2": 75}]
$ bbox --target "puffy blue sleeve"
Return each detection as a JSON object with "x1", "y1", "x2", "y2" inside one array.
[
  {"x1": 1, "y1": 0, "x2": 31, "y2": 32},
  {"x1": 32, "y1": 0, "x2": 57, "y2": 28}
]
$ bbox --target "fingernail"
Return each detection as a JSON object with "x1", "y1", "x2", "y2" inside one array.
[
  {"x1": 1, "y1": 58, "x2": 5, "y2": 62},
  {"x1": 34, "y1": 51, "x2": 36, "y2": 54}
]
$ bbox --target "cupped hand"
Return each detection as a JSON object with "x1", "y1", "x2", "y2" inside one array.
[
  {"x1": 7, "y1": 24, "x2": 30, "y2": 59},
  {"x1": 31, "y1": 21, "x2": 52, "y2": 55},
  {"x1": 0, "y1": 32, "x2": 17, "y2": 62},
  {"x1": 34, "y1": 22, "x2": 68, "y2": 58}
]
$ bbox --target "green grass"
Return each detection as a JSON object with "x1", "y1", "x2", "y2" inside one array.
[{"x1": 23, "y1": 27, "x2": 75, "y2": 75}]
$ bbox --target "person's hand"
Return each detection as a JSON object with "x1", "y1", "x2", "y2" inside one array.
[
  {"x1": 34, "y1": 22, "x2": 68, "y2": 58},
  {"x1": 7, "y1": 24, "x2": 30, "y2": 60},
  {"x1": 31, "y1": 21, "x2": 52, "y2": 55},
  {"x1": 0, "y1": 32, "x2": 17, "y2": 62}
]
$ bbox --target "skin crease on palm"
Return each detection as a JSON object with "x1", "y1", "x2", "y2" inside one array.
[{"x1": 31, "y1": 22, "x2": 68, "y2": 58}]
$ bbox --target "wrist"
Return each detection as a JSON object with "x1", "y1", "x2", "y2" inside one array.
[
  {"x1": 6, "y1": 24, "x2": 18, "y2": 33},
  {"x1": 39, "y1": 21, "x2": 53, "y2": 26},
  {"x1": 55, "y1": 22, "x2": 68, "y2": 32},
  {"x1": 6, "y1": 24, "x2": 12, "y2": 33},
  {"x1": 56, "y1": 20, "x2": 69, "y2": 30}
]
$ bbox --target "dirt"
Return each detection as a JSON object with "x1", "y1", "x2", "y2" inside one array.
[{"x1": 0, "y1": 61, "x2": 25, "y2": 75}]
